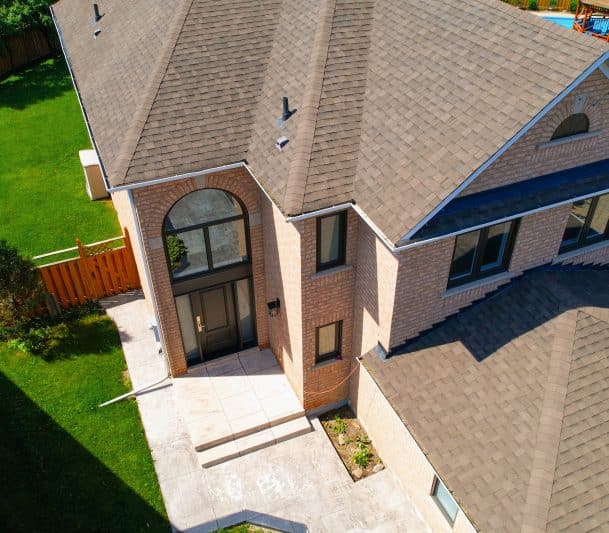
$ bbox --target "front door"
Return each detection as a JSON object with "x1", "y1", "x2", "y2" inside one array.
[{"x1": 193, "y1": 284, "x2": 239, "y2": 360}]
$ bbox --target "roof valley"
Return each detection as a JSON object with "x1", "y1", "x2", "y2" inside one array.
[
  {"x1": 111, "y1": 0, "x2": 195, "y2": 184},
  {"x1": 521, "y1": 308, "x2": 577, "y2": 533}
]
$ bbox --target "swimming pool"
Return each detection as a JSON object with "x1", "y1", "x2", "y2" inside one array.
[{"x1": 540, "y1": 15, "x2": 575, "y2": 29}]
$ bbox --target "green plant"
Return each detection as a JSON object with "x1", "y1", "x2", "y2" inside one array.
[
  {"x1": 570, "y1": 0, "x2": 578, "y2": 12},
  {"x1": 0, "y1": 240, "x2": 46, "y2": 339},
  {"x1": 527, "y1": 0, "x2": 538, "y2": 10},
  {"x1": 332, "y1": 414, "x2": 346, "y2": 435},
  {"x1": 549, "y1": 0, "x2": 558, "y2": 9},
  {"x1": 166, "y1": 235, "x2": 187, "y2": 270},
  {"x1": 352, "y1": 443, "x2": 371, "y2": 468},
  {"x1": 356, "y1": 434, "x2": 370, "y2": 446},
  {"x1": 19, "y1": 322, "x2": 69, "y2": 359}
]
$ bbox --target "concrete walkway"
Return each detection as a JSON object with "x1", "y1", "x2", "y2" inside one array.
[{"x1": 102, "y1": 292, "x2": 429, "y2": 533}]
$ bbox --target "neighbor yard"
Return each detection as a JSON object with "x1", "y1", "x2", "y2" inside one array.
[
  {"x1": 0, "y1": 57, "x2": 119, "y2": 257},
  {"x1": 0, "y1": 308, "x2": 168, "y2": 532}
]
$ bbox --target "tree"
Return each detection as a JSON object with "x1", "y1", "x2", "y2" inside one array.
[{"x1": 0, "y1": 0, "x2": 54, "y2": 40}]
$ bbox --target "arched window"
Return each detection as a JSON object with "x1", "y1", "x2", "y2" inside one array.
[
  {"x1": 163, "y1": 189, "x2": 249, "y2": 280},
  {"x1": 551, "y1": 113, "x2": 589, "y2": 140}
]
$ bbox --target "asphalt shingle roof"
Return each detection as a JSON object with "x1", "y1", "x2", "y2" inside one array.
[
  {"x1": 53, "y1": 0, "x2": 609, "y2": 243},
  {"x1": 363, "y1": 269, "x2": 609, "y2": 532}
]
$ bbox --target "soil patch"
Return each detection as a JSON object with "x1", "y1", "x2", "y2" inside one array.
[{"x1": 320, "y1": 406, "x2": 383, "y2": 481}]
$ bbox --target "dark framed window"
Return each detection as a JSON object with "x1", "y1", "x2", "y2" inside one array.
[
  {"x1": 163, "y1": 189, "x2": 250, "y2": 281},
  {"x1": 315, "y1": 321, "x2": 342, "y2": 364},
  {"x1": 551, "y1": 113, "x2": 589, "y2": 140},
  {"x1": 316, "y1": 211, "x2": 347, "y2": 271},
  {"x1": 431, "y1": 476, "x2": 458, "y2": 526},
  {"x1": 560, "y1": 193, "x2": 609, "y2": 253},
  {"x1": 448, "y1": 220, "x2": 519, "y2": 288}
]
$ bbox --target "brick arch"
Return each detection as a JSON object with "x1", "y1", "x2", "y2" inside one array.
[
  {"x1": 542, "y1": 92, "x2": 601, "y2": 140},
  {"x1": 132, "y1": 167, "x2": 268, "y2": 375}
]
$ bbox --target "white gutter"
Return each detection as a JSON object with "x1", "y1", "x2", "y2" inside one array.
[
  {"x1": 401, "y1": 50, "x2": 609, "y2": 243},
  {"x1": 286, "y1": 202, "x2": 353, "y2": 222}
]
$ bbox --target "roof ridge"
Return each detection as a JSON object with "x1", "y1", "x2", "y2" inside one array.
[
  {"x1": 282, "y1": 0, "x2": 337, "y2": 215},
  {"x1": 521, "y1": 308, "x2": 577, "y2": 533},
  {"x1": 110, "y1": 0, "x2": 195, "y2": 185}
]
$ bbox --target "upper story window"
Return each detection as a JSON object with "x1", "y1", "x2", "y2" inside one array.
[
  {"x1": 560, "y1": 193, "x2": 609, "y2": 253},
  {"x1": 316, "y1": 211, "x2": 347, "y2": 272},
  {"x1": 551, "y1": 113, "x2": 589, "y2": 141},
  {"x1": 315, "y1": 321, "x2": 342, "y2": 364},
  {"x1": 448, "y1": 220, "x2": 519, "y2": 288},
  {"x1": 163, "y1": 189, "x2": 249, "y2": 280}
]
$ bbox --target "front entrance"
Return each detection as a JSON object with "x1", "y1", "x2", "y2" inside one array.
[{"x1": 193, "y1": 284, "x2": 239, "y2": 357}]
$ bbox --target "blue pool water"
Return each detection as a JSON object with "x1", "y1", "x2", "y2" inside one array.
[{"x1": 540, "y1": 15, "x2": 575, "y2": 29}]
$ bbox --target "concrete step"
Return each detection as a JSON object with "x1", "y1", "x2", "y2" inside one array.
[{"x1": 198, "y1": 416, "x2": 312, "y2": 468}]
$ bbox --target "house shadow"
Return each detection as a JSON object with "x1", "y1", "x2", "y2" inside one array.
[
  {"x1": 0, "y1": 371, "x2": 168, "y2": 532},
  {"x1": 0, "y1": 56, "x2": 73, "y2": 109},
  {"x1": 392, "y1": 268, "x2": 609, "y2": 363},
  {"x1": 183, "y1": 509, "x2": 307, "y2": 533}
]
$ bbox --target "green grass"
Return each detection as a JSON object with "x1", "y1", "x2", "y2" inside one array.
[
  {"x1": 0, "y1": 57, "x2": 119, "y2": 257},
  {"x1": 0, "y1": 309, "x2": 168, "y2": 532}
]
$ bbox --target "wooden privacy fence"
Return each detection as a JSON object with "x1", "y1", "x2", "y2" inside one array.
[
  {"x1": 0, "y1": 28, "x2": 54, "y2": 78},
  {"x1": 503, "y1": 0, "x2": 575, "y2": 10},
  {"x1": 34, "y1": 229, "x2": 140, "y2": 309}
]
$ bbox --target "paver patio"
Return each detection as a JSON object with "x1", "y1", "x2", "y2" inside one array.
[{"x1": 102, "y1": 292, "x2": 429, "y2": 533}]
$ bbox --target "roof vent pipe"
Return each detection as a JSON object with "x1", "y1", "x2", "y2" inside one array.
[
  {"x1": 93, "y1": 3, "x2": 102, "y2": 22},
  {"x1": 282, "y1": 97, "x2": 294, "y2": 122}
]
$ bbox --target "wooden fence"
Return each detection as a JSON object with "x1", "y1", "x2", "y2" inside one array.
[
  {"x1": 34, "y1": 229, "x2": 140, "y2": 309},
  {"x1": 502, "y1": 0, "x2": 576, "y2": 11},
  {"x1": 0, "y1": 28, "x2": 55, "y2": 78}
]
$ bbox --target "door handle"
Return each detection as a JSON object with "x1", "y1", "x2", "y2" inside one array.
[{"x1": 196, "y1": 316, "x2": 204, "y2": 333}]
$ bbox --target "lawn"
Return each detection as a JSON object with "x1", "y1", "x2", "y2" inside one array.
[
  {"x1": 0, "y1": 308, "x2": 168, "y2": 532},
  {"x1": 0, "y1": 57, "x2": 119, "y2": 258}
]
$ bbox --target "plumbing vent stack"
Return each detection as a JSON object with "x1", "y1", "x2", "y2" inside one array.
[{"x1": 93, "y1": 3, "x2": 102, "y2": 22}]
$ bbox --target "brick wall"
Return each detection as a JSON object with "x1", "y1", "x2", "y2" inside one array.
[
  {"x1": 462, "y1": 70, "x2": 609, "y2": 196},
  {"x1": 130, "y1": 167, "x2": 268, "y2": 376}
]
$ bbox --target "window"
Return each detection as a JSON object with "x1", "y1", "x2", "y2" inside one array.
[
  {"x1": 551, "y1": 113, "x2": 589, "y2": 140},
  {"x1": 163, "y1": 189, "x2": 249, "y2": 280},
  {"x1": 316, "y1": 211, "x2": 347, "y2": 271},
  {"x1": 448, "y1": 220, "x2": 518, "y2": 288},
  {"x1": 560, "y1": 193, "x2": 609, "y2": 252},
  {"x1": 315, "y1": 321, "x2": 342, "y2": 364},
  {"x1": 431, "y1": 476, "x2": 459, "y2": 526}
]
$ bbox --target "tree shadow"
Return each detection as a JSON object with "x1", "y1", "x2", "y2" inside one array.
[
  {"x1": 0, "y1": 371, "x2": 168, "y2": 532},
  {"x1": 0, "y1": 57, "x2": 74, "y2": 110}
]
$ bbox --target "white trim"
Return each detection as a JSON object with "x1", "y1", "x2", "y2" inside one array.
[
  {"x1": 399, "y1": 52, "x2": 609, "y2": 244},
  {"x1": 108, "y1": 162, "x2": 246, "y2": 192},
  {"x1": 552, "y1": 238, "x2": 609, "y2": 263},
  {"x1": 286, "y1": 203, "x2": 353, "y2": 222},
  {"x1": 537, "y1": 130, "x2": 601, "y2": 149}
]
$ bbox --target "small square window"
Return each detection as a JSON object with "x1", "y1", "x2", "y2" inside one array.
[
  {"x1": 431, "y1": 476, "x2": 459, "y2": 526},
  {"x1": 316, "y1": 211, "x2": 347, "y2": 271},
  {"x1": 315, "y1": 321, "x2": 342, "y2": 364}
]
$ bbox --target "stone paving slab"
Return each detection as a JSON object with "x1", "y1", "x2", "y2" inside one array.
[{"x1": 103, "y1": 292, "x2": 429, "y2": 533}]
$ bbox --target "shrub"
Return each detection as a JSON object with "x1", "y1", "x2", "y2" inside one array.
[
  {"x1": 20, "y1": 323, "x2": 69, "y2": 359},
  {"x1": 549, "y1": 0, "x2": 558, "y2": 9},
  {"x1": 352, "y1": 442, "x2": 371, "y2": 468},
  {"x1": 0, "y1": 240, "x2": 46, "y2": 339},
  {"x1": 166, "y1": 235, "x2": 187, "y2": 270},
  {"x1": 570, "y1": 0, "x2": 578, "y2": 12},
  {"x1": 527, "y1": 0, "x2": 538, "y2": 10}
]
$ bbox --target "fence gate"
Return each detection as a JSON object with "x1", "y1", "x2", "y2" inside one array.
[{"x1": 36, "y1": 229, "x2": 140, "y2": 309}]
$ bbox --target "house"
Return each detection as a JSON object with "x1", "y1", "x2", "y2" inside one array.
[{"x1": 52, "y1": 0, "x2": 609, "y2": 531}]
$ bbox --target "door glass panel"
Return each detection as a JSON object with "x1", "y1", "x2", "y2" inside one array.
[
  {"x1": 586, "y1": 194, "x2": 609, "y2": 241},
  {"x1": 175, "y1": 294, "x2": 200, "y2": 364},
  {"x1": 235, "y1": 279, "x2": 255, "y2": 343},
  {"x1": 319, "y1": 215, "x2": 341, "y2": 265},
  {"x1": 202, "y1": 287, "x2": 228, "y2": 331},
  {"x1": 169, "y1": 229, "x2": 209, "y2": 279},
  {"x1": 318, "y1": 323, "x2": 338, "y2": 357},
  {"x1": 450, "y1": 230, "x2": 480, "y2": 280},
  {"x1": 562, "y1": 199, "x2": 592, "y2": 248},
  {"x1": 480, "y1": 222, "x2": 511, "y2": 272},
  {"x1": 208, "y1": 219, "x2": 248, "y2": 269}
]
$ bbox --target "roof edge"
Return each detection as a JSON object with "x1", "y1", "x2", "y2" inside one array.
[
  {"x1": 282, "y1": 0, "x2": 336, "y2": 215},
  {"x1": 109, "y1": 0, "x2": 195, "y2": 186},
  {"x1": 399, "y1": 50, "x2": 609, "y2": 245}
]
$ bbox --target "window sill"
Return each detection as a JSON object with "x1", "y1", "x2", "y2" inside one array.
[
  {"x1": 443, "y1": 271, "x2": 515, "y2": 298},
  {"x1": 537, "y1": 130, "x2": 600, "y2": 150},
  {"x1": 552, "y1": 239, "x2": 609, "y2": 264},
  {"x1": 310, "y1": 264, "x2": 352, "y2": 280},
  {"x1": 313, "y1": 356, "x2": 344, "y2": 370}
]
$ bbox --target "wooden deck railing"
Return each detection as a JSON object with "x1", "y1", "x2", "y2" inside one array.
[{"x1": 34, "y1": 229, "x2": 140, "y2": 309}]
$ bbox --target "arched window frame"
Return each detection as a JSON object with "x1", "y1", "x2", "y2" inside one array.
[
  {"x1": 162, "y1": 189, "x2": 251, "y2": 282},
  {"x1": 550, "y1": 113, "x2": 590, "y2": 141}
]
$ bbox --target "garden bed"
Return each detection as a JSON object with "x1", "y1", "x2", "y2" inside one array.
[{"x1": 320, "y1": 406, "x2": 384, "y2": 481}]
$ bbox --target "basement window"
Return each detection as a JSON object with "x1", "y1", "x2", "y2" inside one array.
[
  {"x1": 448, "y1": 220, "x2": 519, "y2": 288},
  {"x1": 560, "y1": 193, "x2": 609, "y2": 252},
  {"x1": 316, "y1": 211, "x2": 347, "y2": 271},
  {"x1": 315, "y1": 321, "x2": 342, "y2": 364},
  {"x1": 431, "y1": 476, "x2": 459, "y2": 526}
]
